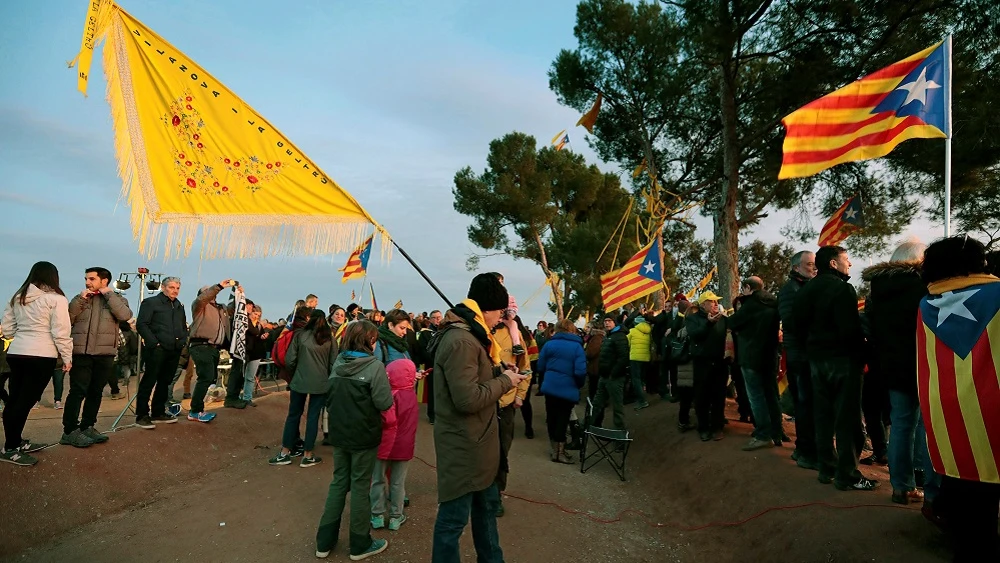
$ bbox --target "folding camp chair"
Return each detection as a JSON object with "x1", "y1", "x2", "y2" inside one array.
[{"x1": 580, "y1": 397, "x2": 633, "y2": 481}]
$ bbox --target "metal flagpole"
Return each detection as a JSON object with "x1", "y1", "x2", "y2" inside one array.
[{"x1": 944, "y1": 34, "x2": 953, "y2": 237}]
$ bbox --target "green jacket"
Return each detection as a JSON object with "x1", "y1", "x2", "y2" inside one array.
[
  {"x1": 327, "y1": 352, "x2": 393, "y2": 451},
  {"x1": 287, "y1": 329, "x2": 338, "y2": 395}
]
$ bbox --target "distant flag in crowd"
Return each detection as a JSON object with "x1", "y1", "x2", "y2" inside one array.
[
  {"x1": 632, "y1": 158, "x2": 648, "y2": 179},
  {"x1": 551, "y1": 130, "x2": 570, "y2": 151},
  {"x1": 779, "y1": 41, "x2": 950, "y2": 179},
  {"x1": 685, "y1": 267, "x2": 717, "y2": 301},
  {"x1": 600, "y1": 237, "x2": 663, "y2": 312},
  {"x1": 818, "y1": 196, "x2": 865, "y2": 247},
  {"x1": 370, "y1": 284, "x2": 379, "y2": 312},
  {"x1": 576, "y1": 93, "x2": 603, "y2": 133},
  {"x1": 350, "y1": 290, "x2": 356, "y2": 301},
  {"x1": 394, "y1": 300, "x2": 403, "y2": 310},
  {"x1": 339, "y1": 235, "x2": 373, "y2": 283},
  {"x1": 917, "y1": 278, "x2": 1000, "y2": 483}
]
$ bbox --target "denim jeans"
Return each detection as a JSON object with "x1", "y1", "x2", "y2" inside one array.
[
  {"x1": 316, "y1": 446, "x2": 378, "y2": 556},
  {"x1": 282, "y1": 390, "x2": 326, "y2": 451},
  {"x1": 888, "y1": 390, "x2": 940, "y2": 499},
  {"x1": 742, "y1": 365, "x2": 783, "y2": 442},
  {"x1": 242, "y1": 359, "x2": 261, "y2": 401},
  {"x1": 630, "y1": 361, "x2": 648, "y2": 404},
  {"x1": 786, "y1": 358, "x2": 817, "y2": 462},
  {"x1": 371, "y1": 459, "x2": 409, "y2": 518},
  {"x1": 431, "y1": 483, "x2": 504, "y2": 563}
]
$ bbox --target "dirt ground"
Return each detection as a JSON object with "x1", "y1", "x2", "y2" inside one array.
[{"x1": 0, "y1": 377, "x2": 952, "y2": 563}]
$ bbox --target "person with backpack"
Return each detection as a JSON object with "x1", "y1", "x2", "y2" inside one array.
[
  {"x1": 376, "y1": 309, "x2": 411, "y2": 366},
  {"x1": 671, "y1": 300, "x2": 696, "y2": 432},
  {"x1": 370, "y1": 358, "x2": 419, "y2": 531},
  {"x1": 271, "y1": 306, "x2": 311, "y2": 456},
  {"x1": 315, "y1": 320, "x2": 393, "y2": 560}
]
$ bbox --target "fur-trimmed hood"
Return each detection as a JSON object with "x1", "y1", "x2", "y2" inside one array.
[{"x1": 861, "y1": 260, "x2": 922, "y2": 282}]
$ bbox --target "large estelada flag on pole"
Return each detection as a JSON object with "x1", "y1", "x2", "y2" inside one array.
[
  {"x1": 819, "y1": 196, "x2": 865, "y2": 246},
  {"x1": 779, "y1": 41, "x2": 951, "y2": 179},
  {"x1": 339, "y1": 236, "x2": 373, "y2": 283},
  {"x1": 69, "y1": 0, "x2": 383, "y2": 259},
  {"x1": 601, "y1": 238, "x2": 663, "y2": 312},
  {"x1": 917, "y1": 276, "x2": 1000, "y2": 484}
]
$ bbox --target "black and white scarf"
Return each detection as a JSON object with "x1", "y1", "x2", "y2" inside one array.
[{"x1": 229, "y1": 287, "x2": 248, "y2": 361}]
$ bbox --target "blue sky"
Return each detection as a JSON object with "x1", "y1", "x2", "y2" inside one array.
[{"x1": 0, "y1": 0, "x2": 943, "y2": 323}]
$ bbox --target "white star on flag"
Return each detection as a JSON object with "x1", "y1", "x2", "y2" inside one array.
[
  {"x1": 928, "y1": 289, "x2": 980, "y2": 327},
  {"x1": 844, "y1": 207, "x2": 858, "y2": 220},
  {"x1": 643, "y1": 261, "x2": 656, "y2": 274},
  {"x1": 897, "y1": 67, "x2": 941, "y2": 107}
]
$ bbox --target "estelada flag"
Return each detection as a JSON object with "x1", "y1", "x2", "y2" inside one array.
[
  {"x1": 339, "y1": 235, "x2": 373, "y2": 283},
  {"x1": 779, "y1": 41, "x2": 950, "y2": 179},
  {"x1": 819, "y1": 196, "x2": 864, "y2": 247},
  {"x1": 69, "y1": 0, "x2": 383, "y2": 259},
  {"x1": 601, "y1": 238, "x2": 663, "y2": 312},
  {"x1": 393, "y1": 300, "x2": 403, "y2": 310},
  {"x1": 917, "y1": 275, "x2": 1000, "y2": 484}
]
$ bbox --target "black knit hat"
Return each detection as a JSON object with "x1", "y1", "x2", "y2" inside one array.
[{"x1": 467, "y1": 273, "x2": 509, "y2": 312}]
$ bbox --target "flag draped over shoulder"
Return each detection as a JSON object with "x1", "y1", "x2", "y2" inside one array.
[
  {"x1": 819, "y1": 196, "x2": 865, "y2": 247},
  {"x1": 339, "y1": 235, "x2": 373, "y2": 283},
  {"x1": 917, "y1": 276, "x2": 1000, "y2": 484},
  {"x1": 601, "y1": 238, "x2": 663, "y2": 312},
  {"x1": 70, "y1": 0, "x2": 384, "y2": 259},
  {"x1": 779, "y1": 41, "x2": 950, "y2": 179},
  {"x1": 229, "y1": 287, "x2": 248, "y2": 361}
]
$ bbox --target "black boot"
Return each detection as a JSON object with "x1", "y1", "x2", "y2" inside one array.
[{"x1": 566, "y1": 420, "x2": 583, "y2": 450}]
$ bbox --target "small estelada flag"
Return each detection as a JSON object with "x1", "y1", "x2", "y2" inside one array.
[
  {"x1": 393, "y1": 300, "x2": 403, "y2": 310},
  {"x1": 819, "y1": 196, "x2": 864, "y2": 247},
  {"x1": 339, "y1": 235, "x2": 373, "y2": 283}
]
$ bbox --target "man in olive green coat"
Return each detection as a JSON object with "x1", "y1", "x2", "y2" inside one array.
[{"x1": 429, "y1": 274, "x2": 528, "y2": 563}]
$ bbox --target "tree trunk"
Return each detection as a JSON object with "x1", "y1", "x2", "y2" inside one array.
[
  {"x1": 533, "y1": 230, "x2": 564, "y2": 319},
  {"x1": 715, "y1": 54, "x2": 741, "y2": 308}
]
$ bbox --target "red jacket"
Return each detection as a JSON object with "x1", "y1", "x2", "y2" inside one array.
[{"x1": 378, "y1": 359, "x2": 419, "y2": 461}]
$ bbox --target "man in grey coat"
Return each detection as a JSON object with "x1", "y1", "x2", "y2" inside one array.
[
  {"x1": 62, "y1": 267, "x2": 132, "y2": 447},
  {"x1": 186, "y1": 279, "x2": 237, "y2": 423}
]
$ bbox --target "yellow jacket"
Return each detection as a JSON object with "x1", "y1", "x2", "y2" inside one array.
[
  {"x1": 494, "y1": 325, "x2": 531, "y2": 407},
  {"x1": 627, "y1": 321, "x2": 652, "y2": 362}
]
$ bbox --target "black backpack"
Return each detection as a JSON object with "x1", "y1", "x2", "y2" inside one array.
[{"x1": 670, "y1": 326, "x2": 691, "y2": 365}]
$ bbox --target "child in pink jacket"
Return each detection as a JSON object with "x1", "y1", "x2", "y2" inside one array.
[
  {"x1": 369, "y1": 358, "x2": 419, "y2": 531},
  {"x1": 494, "y1": 272, "x2": 524, "y2": 356}
]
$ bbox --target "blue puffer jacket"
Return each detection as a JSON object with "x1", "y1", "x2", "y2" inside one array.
[{"x1": 538, "y1": 332, "x2": 587, "y2": 402}]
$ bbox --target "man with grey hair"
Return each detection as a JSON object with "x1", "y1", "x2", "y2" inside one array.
[
  {"x1": 778, "y1": 251, "x2": 818, "y2": 469},
  {"x1": 135, "y1": 276, "x2": 187, "y2": 428},
  {"x1": 729, "y1": 276, "x2": 783, "y2": 451}
]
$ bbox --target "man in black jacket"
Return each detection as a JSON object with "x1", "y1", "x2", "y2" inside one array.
[
  {"x1": 135, "y1": 277, "x2": 187, "y2": 428},
  {"x1": 686, "y1": 292, "x2": 729, "y2": 441},
  {"x1": 778, "y1": 250, "x2": 817, "y2": 469},
  {"x1": 592, "y1": 315, "x2": 630, "y2": 429},
  {"x1": 793, "y1": 246, "x2": 876, "y2": 491},
  {"x1": 728, "y1": 277, "x2": 782, "y2": 451}
]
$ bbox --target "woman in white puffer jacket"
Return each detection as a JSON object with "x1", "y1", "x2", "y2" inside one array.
[{"x1": 1, "y1": 261, "x2": 73, "y2": 466}]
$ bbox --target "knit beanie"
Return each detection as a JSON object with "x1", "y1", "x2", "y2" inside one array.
[{"x1": 467, "y1": 273, "x2": 509, "y2": 312}]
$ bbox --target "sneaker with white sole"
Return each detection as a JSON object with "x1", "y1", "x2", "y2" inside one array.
[
  {"x1": 136, "y1": 416, "x2": 156, "y2": 429},
  {"x1": 268, "y1": 451, "x2": 292, "y2": 466},
  {"x1": 18, "y1": 439, "x2": 53, "y2": 453},
  {"x1": 388, "y1": 515, "x2": 407, "y2": 531},
  {"x1": 300, "y1": 456, "x2": 322, "y2": 468},
  {"x1": 370, "y1": 515, "x2": 385, "y2": 529},
  {"x1": 742, "y1": 437, "x2": 774, "y2": 451},
  {"x1": 316, "y1": 549, "x2": 331, "y2": 559},
  {"x1": 0, "y1": 448, "x2": 37, "y2": 466},
  {"x1": 350, "y1": 538, "x2": 388, "y2": 561},
  {"x1": 187, "y1": 411, "x2": 216, "y2": 423},
  {"x1": 54, "y1": 401, "x2": 63, "y2": 410},
  {"x1": 835, "y1": 477, "x2": 880, "y2": 491},
  {"x1": 151, "y1": 414, "x2": 178, "y2": 424},
  {"x1": 60, "y1": 429, "x2": 95, "y2": 448}
]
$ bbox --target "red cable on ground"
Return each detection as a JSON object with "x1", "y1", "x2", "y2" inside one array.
[{"x1": 412, "y1": 455, "x2": 919, "y2": 532}]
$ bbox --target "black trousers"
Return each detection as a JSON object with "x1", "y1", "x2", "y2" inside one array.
[
  {"x1": 520, "y1": 384, "x2": 534, "y2": 433},
  {"x1": 810, "y1": 357, "x2": 863, "y2": 486},
  {"x1": 693, "y1": 358, "x2": 728, "y2": 433},
  {"x1": 676, "y1": 386, "x2": 695, "y2": 425},
  {"x1": 495, "y1": 404, "x2": 515, "y2": 492},
  {"x1": 2, "y1": 356, "x2": 55, "y2": 450},
  {"x1": 786, "y1": 358, "x2": 817, "y2": 462},
  {"x1": 63, "y1": 354, "x2": 114, "y2": 434},
  {"x1": 861, "y1": 369, "x2": 889, "y2": 457},
  {"x1": 188, "y1": 344, "x2": 220, "y2": 414},
  {"x1": 587, "y1": 372, "x2": 600, "y2": 402},
  {"x1": 939, "y1": 476, "x2": 1000, "y2": 562},
  {"x1": 545, "y1": 395, "x2": 575, "y2": 442},
  {"x1": 425, "y1": 370, "x2": 435, "y2": 422},
  {"x1": 226, "y1": 357, "x2": 245, "y2": 399},
  {"x1": 136, "y1": 346, "x2": 181, "y2": 419},
  {"x1": 658, "y1": 360, "x2": 677, "y2": 397}
]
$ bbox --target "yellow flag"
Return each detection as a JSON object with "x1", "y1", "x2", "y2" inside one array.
[
  {"x1": 576, "y1": 93, "x2": 603, "y2": 133},
  {"x1": 632, "y1": 158, "x2": 647, "y2": 178},
  {"x1": 685, "y1": 267, "x2": 717, "y2": 300},
  {"x1": 70, "y1": 1, "x2": 383, "y2": 259}
]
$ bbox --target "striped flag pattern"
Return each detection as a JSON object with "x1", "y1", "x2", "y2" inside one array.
[
  {"x1": 339, "y1": 235, "x2": 373, "y2": 283},
  {"x1": 917, "y1": 277, "x2": 1000, "y2": 484},
  {"x1": 600, "y1": 238, "x2": 663, "y2": 312},
  {"x1": 818, "y1": 196, "x2": 864, "y2": 247},
  {"x1": 779, "y1": 41, "x2": 950, "y2": 179}
]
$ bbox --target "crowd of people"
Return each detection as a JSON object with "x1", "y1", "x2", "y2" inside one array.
[{"x1": 2, "y1": 235, "x2": 999, "y2": 561}]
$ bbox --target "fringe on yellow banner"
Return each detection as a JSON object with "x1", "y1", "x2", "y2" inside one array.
[{"x1": 69, "y1": 0, "x2": 387, "y2": 260}]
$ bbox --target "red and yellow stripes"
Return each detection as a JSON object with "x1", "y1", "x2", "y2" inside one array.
[
  {"x1": 601, "y1": 242, "x2": 659, "y2": 312},
  {"x1": 918, "y1": 309, "x2": 1000, "y2": 484},
  {"x1": 779, "y1": 43, "x2": 945, "y2": 179}
]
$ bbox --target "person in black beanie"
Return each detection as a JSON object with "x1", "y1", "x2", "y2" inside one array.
[{"x1": 428, "y1": 273, "x2": 528, "y2": 562}]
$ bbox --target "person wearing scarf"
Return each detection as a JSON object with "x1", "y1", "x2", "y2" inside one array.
[
  {"x1": 376, "y1": 310, "x2": 411, "y2": 366},
  {"x1": 428, "y1": 274, "x2": 528, "y2": 563}
]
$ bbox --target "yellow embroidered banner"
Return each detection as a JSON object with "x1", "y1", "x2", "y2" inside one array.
[{"x1": 71, "y1": 0, "x2": 384, "y2": 259}]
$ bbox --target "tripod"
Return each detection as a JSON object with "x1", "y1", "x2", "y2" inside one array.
[{"x1": 110, "y1": 270, "x2": 159, "y2": 432}]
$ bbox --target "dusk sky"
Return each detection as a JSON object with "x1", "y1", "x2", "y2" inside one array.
[{"x1": 0, "y1": 0, "x2": 944, "y2": 323}]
